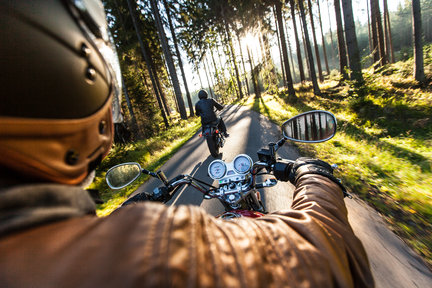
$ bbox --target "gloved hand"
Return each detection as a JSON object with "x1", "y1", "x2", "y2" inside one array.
[
  {"x1": 289, "y1": 157, "x2": 351, "y2": 198},
  {"x1": 121, "y1": 192, "x2": 152, "y2": 207}
]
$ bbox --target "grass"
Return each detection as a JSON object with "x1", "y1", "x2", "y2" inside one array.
[
  {"x1": 89, "y1": 117, "x2": 201, "y2": 216},
  {"x1": 240, "y1": 46, "x2": 432, "y2": 267}
]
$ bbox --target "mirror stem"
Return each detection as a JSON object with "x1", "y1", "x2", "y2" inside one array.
[
  {"x1": 275, "y1": 138, "x2": 286, "y2": 151},
  {"x1": 143, "y1": 169, "x2": 158, "y2": 178}
]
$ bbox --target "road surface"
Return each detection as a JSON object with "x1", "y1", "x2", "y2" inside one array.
[{"x1": 133, "y1": 105, "x2": 432, "y2": 287}]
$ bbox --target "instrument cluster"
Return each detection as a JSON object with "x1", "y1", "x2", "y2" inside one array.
[{"x1": 208, "y1": 154, "x2": 253, "y2": 182}]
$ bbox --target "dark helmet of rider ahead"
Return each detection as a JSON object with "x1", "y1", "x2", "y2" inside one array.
[
  {"x1": 0, "y1": 0, "x2": 122, "y2": 185},
  {"x1": 198, "y1": 90, "x2": 208, "y2": 99}
]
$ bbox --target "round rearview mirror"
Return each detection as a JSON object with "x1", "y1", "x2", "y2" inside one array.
[
  {"x1": 282, "y1": 110, "x2": 337, "y2": 143},
  {"x1": 106, "y1": 162, "x2": 142, "y2": 189}
]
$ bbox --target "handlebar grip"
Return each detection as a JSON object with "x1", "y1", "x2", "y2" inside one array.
[
  {"x1": 121, "y1": 192, "x2": 151, "y2": 207},
  {"x1": 142, "y1": 169, "x2": 158, "y2": 178},
  {"x1": 168, "y1": 175, "x2": 185, "y2": 186},
  {"x1": 273, "y1": 160, "x2": 293, "y2": 182}
]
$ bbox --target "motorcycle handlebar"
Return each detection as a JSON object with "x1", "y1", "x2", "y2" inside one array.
[
  {"x1": 142, "y1": 169, "x2": 158, "y2": 178},
  {"x1": 146, "y1": 156, "x2": 294, "y2": 203}
]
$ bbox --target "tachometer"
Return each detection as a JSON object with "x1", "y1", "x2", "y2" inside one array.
[
  {"x1": 233, "y1": 154, "x2": 252, "y2": 174},
  {"x1": 208, "y1": 160, "x2": 227, "y2": 179}
]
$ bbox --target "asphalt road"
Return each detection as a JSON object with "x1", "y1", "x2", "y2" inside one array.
[{"x1": 133, "y1": 105, "x2": 432, "y2": 287}]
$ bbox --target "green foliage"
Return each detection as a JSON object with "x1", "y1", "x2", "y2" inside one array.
[
  {"x1": 90, "y1": 117, "x2": 201, "y2": 216},
  {"x1": 104, "y1": 0, "x2": 175, "y2": 139},
  {"x1": 243, "y1": 46, "x2": 432, "y2": 267},
  {"x1": 120, "y1": 52, "x2": 161, "y2": 138}
]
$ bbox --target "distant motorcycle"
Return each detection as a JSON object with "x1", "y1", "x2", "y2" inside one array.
[
  {"x1": 199, "y1": 119, "x2": 225, "y2": 157},
  {"x1": 106, "y1": 110, "x2": 339, "y2": 219}
]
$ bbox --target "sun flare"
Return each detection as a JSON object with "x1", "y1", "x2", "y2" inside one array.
[{"x1": 240, "y1": 33, "x2": 259, "y2": 50}]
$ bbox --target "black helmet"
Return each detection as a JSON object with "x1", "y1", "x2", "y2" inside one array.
[
  {"x1": 0, "y1": 0, "x2": 122, "y2": 184},
  {"x1": 198, "y1": 90, "x2": 208, "y2": 99}
]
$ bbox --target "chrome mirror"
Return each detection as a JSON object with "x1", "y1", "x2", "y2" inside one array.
[
  {"x1": 106, "y1": 162, "x2": 142, "y2": 189},
  {"x1": 282, "y1": 110, "x2": 337, "y2": 143}
]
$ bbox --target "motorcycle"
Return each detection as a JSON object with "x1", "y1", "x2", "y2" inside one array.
[
  {"x1": 199, "y1": 119, "x2": 225, "y2": 157},
  {"x1": 106, "y1": 110, "x2": 338, "y2": 219}
]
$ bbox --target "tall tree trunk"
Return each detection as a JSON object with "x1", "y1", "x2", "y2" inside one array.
[
  {"x1": 147, "y1": 54, "x2": 171, "y2": 125},
  {"x1": 222, "y1": 16, "x2": 243, "y2": 99},
  {"x1": 383, "y1": 0, "x2": 395, "y2": 63},
  {"x1": 370, "y1": 0, "x2": 380, "y2": 64},
  {"x1": 412, "y1": 0, "x2": 425, "y2": 82},
  {"x1": 370, "y1": 0, "x2": 387, "y2": 66},
  {"x1": 149, "y1": 0, "x2": 187, "y2": 119},
  {"x1": 144, "y1": 55, "x2": 170, "y2": 117},
  {"x1": 258, "y1": 29, "x2": 266, "y2": 64},
  {"x1": 208, "y1": 53, "x2": 219, "y2": 100},
  {"x1": 221, "y1": 32, "x2": 239, "y2": 99},
  {"x1": 247, "y1": 47, "x2": 260, "y2": 98},
  {"x1": 235, "y1": 31, "x2": 251, "y2": 96},
  {"x1": 274, "y1": 6, "x2": 287, "y2": 87},
  {"x1": 202, "y1": 58, "x2": 215, "y2": 99},
  {"x1": 125, "y1": 0, "x2": 169, "y2": 127},
  {"x1": 366, "y1": 0, "x2": 373, "y2": 55},
  {"x1": 341, "y1": 0, "x2": 364, "y2": 83},
  {"x1": 258, "y1": 8, "x2": 272, "y2": 65},
  {"x1": 376, "y1": 0, "x2": 387, "y2": 65},
  {"x1": 285, "y1": 20, "x2": 297, "y2": 83},
  {"x1": 210, "y1": 48, "x2": 223, "y2": 94},
  {"x1": 317, "y1": 0, "x2": 330, "y2": 74},
  {"x1": 289, "y1": 0, "x2": 306, "y2": 83},
  {"x1": 162, "y1": 56, "x2": 180, "y2": 113},
  {"x1": 275, "y1": 1, "x2": 296, "y2": 97},
  {"x1": 262, "y1": 32, "x2": 272, "y2": 65},
  {"x1": 334, "y1": 0, "x2": 348, "y2": 80},
  {"x1": 205, "y1": 56, "x2": 217, "y2": 99},
  {"x1": 382, "y1": 0, "x2": 390, "y2": 62},
  {"x1": 307, "y1": 0, "x2": 324, "y2": 82},
  {"x1": 216, "y1": 44, "x2": 228, "y2": 95},
  {"x1": 121, "y1": 76, "x2": 139, "y2": 134},
  {"x1": 193, "y1": 59, "x2": 204, "y2": 88},
  {"x1": 326, "y1": 0, "x2": 337, "y2": 57},
  {"x1": 300, "y1": 17, "x2": 312, "y2": 80},
  {"x1": 298, "y1": 0, "x2": 321, "y2": 95},
  {"x1": 162, "y1": 0, "x2": 194, "y2": 116}
]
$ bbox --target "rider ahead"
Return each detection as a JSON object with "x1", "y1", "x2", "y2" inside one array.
[
  {"x1": 195, "y1": 90, "x2": 229, "y2": 138},
  {"x1": 0, "y1": 1, "x2": 373, "y2": 287}
]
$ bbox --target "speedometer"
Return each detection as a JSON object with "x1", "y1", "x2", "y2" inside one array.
[
  {"x1": 208, "y1": 160, "x2": 227, "y2": 179},
  {"x1": 233, "y1": 154, "x2": 252, "y2": 174}
]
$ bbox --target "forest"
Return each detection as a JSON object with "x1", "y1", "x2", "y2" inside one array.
[{"x1": 95, "y1": 0, "x2": 432, "y2": 268}]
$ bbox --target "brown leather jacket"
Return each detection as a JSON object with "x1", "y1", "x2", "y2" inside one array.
[{"x1": 0, "y1": 175, "x2": 374, "y2": 287}]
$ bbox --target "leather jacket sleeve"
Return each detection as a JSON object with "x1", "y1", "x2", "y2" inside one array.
[
  {"x1": 211, "y1": 99, "x2": 224, "y2": 111},
  {"x1": 0, "y1": 175, "x2": 374, "y2": 288},
  {"x1": 195, "y1": 102, "x2": 201, "y2": 117}
]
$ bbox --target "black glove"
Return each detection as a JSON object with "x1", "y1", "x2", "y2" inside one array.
[
  {"x1": 121, "y1": 192, "x2": 152, "y2": 207},
  {"x1": 289, "y1": 157, "x2": 351, "y2": 198}
]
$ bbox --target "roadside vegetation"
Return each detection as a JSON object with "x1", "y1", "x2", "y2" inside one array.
[
  {"x1": 89, "y1": 117, "x2": 201, "y2": 216},
  {"x1": 242, "y1": 45, "x2": 432, "y2": 267}
]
